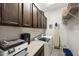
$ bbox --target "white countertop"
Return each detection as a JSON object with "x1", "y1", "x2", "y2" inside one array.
[{"x1": 27, "y1": 40, "x2": 45, "y2": 56}]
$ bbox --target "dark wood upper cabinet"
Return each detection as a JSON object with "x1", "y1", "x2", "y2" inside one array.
[
  {"x1": 32, "y1": 3, "x2": 38, "y2": 28},
  {"x1": 0, "y1": 4, "x2": 1, "y2": 24},
  {"x1": 22, "y1": 3, "x2": 32, "y2": 27},
  {"x1": 37, "y1": 9, "x2": 47, "y2": 29},
  {"x1": 2, "y1": 3, "x2": 22, "y2": 26},
  {"x1": 0, "y1": 3, "x2": 47, "y2": 29}
]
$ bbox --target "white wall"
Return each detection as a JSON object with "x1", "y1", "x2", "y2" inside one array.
[
  {"x1": 45, "y1": 9, "x2": 68, "y2": 48},
  {"x1": 64, "y1": 12, "x2": 79, "y2": 55},
  {"x1": 45, "y1": 7, "x2": 79, "y2": 55}
]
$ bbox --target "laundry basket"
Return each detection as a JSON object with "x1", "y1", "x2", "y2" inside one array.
[{"x1": 63, "y1": 48, "x2": 73, "y2": 56}]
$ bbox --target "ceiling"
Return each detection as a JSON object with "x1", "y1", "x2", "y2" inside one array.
[
  {"x1": 36, "y1": 3, "x2": 54, "y2": 10},
  {"x1": 36, "y1": 3, "x2": 67, "y2": 12}
]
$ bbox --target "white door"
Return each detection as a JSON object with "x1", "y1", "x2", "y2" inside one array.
[{"x1": 53, "y1": 26, "x2": 60, "y2": 48}]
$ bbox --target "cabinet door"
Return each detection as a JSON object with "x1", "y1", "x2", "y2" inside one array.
[
  {"x1": 40, "y1": 11, "x2": 44, "y2": 28},
  {"x1": 44, "y1": 17, "x2": 47, "y2": 29},
  {"x1": 45, "y1": 17, "x2": 47, "y2": 28},
  {"x1": 2, "y1": 3, "x2": 22, "y2": 26},
  {"x1": 42, "y1": 14, "x2": 44, "y2": 28},
  {"x1": 37, "y1": 10, "x2": 41, "y2": 28},
  {"x1": 43, "y1": 16, "x2": 45, "y2": 28},
  {"x1": 34, "y1": 45, "x2": 44, "y2": 56},
  {"x1": 32, "y1": 4, "x2": 38, "y2": 28},
  {"x1": 22, "y1": 3, "x2": 32, "y2": 27},
  {"x1": 0, "y1": 4, "x2": 1, "y2": 24}
]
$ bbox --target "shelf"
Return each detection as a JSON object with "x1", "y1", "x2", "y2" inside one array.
[{"x1": 62, "y1": 3, "x2": 78, "y2": 19}]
